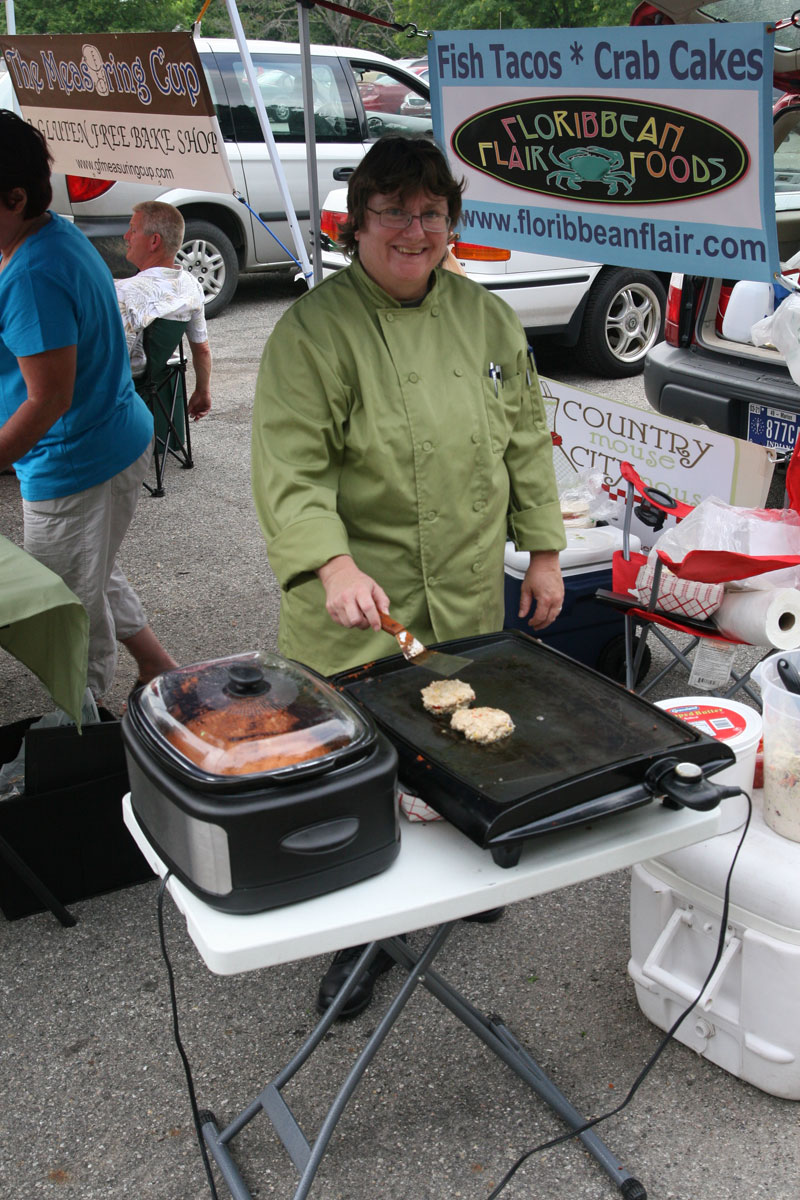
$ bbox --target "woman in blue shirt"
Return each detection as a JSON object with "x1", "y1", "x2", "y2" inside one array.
[{"x1": 0, "y1": 110, "x2": 176, "y2": 700}]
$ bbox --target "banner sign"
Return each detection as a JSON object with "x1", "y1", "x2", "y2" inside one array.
[
  {"x1": 540, "y1": 376, "x2": 775, "y2": 551},
  {"x1": 0, "y1": 33, "x2": 235, "y2": 194},
  {"x1": 430, "y1": 23, "x2": 778, "y2": 282}
]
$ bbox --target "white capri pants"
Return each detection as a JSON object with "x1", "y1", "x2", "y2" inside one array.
[{"x1": 22, "y1": 442, "x2": 153, "y2": 698}]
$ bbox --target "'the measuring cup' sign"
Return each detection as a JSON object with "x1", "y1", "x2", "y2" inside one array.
[
  {"x1": 452, "y1": 98, "x2": 749, "y2": 205},
  {"x1": 0, "y1": 32, "x2": 235, "y2": 196}
]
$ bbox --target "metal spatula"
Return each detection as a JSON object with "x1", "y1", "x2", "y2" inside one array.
[{"x1": 379, "y1": 613, "x2": 473, "y2": 677}]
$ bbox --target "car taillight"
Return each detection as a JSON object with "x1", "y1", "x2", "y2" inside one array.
[
  {"x1": 716, "y1": 282, "x2": 734, "y2": 336},
  {"x1": 664, "y1": 273, "x2": 684, "y2": 346},
  {"x1": 320, "y1": 208, "x2": 347, "y2": 243},
  {"x1": 453, "y1": 242, "x2": 511, "y2": 262},
  {"x1": 66, "y1": 175, "x2": 115, "y2": 203}
]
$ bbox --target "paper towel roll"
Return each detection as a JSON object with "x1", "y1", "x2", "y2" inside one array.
[{"x1": 714, "y1": 588, "x2": 800, "y2": 649}]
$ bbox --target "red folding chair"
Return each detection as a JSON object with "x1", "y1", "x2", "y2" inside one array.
[{"x1": 597, "y1": 461, "x2": 800, "y2": 708}]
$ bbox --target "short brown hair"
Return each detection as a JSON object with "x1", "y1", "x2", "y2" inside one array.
[
  {"x1": 132, "y1": 200, "x2": 185, "y2": 256},
  {"x1": 338, "y1": 135, "x2": 464, "y2": 256}
]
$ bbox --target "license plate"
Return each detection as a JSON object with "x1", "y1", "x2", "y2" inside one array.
[{"x1": 747, "y1": 403, "x2": 800, "y2": 454}]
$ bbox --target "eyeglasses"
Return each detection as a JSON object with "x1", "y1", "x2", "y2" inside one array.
[{"x1": 366, "y1": 205, "x2": 450, "y2": 233}]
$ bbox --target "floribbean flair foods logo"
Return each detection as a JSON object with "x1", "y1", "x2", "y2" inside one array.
[{"x1": 452, "y1": 97, "x2": 749, "y2": 205}]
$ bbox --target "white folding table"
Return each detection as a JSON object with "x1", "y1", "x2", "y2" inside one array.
[{"x1": 123, "y1": 793, "x2": 723, "y2": 1200}]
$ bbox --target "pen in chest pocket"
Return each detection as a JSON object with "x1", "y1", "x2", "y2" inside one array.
[{"x1": 488, "y1": 361, "x2": 504, "y2": 395}]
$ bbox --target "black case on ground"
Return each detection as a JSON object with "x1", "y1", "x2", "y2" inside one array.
[{"x1": 0, "y1": 714, "x2": 152, "y2": 920}]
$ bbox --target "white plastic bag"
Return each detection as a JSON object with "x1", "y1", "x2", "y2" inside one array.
[{"x1": 751, "y1": 293, "x2": 800, "y2": 387}]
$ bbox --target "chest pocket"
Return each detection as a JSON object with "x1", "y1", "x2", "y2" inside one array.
[{"x1": 481, "y1": 370, "x2": 524, "y2": 454}]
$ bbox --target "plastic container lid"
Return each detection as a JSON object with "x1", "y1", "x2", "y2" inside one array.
[
  {"x1": 133, "y1": 651, "x2": 373, "y2": 780},
  {"x1": 654, "y1": 696, "x2": 761, "y2": 748},
  {"x1": 504, "y1": 527, "x2": 640, "y2": 576}
]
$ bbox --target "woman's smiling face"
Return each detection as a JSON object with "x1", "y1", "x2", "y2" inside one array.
[{"x1": 354, "y1": 189, "x2": 451, "y2": 302}]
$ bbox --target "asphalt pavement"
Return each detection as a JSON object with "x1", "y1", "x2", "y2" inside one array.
[{"x1": 1, "y1": 273, "x2": 798, "y2": 1200}]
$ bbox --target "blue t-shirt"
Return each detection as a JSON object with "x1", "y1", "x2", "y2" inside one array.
[{"x1": 0, "y1": 212, "x2": 153, "y2": 501}]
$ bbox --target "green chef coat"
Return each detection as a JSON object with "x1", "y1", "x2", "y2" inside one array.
[{"x1": 252, "y1": 258, "x2": 566, "y2": 677}]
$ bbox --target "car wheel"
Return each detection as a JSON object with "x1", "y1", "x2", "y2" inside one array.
[
  {"x1": 577, "y1": 268, "x2": 666, "y2": 378},
  {"x1": 176, "y1": 220, "x2": 238, "y2": 318}
]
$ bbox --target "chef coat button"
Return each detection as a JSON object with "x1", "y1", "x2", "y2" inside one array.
[
  {"x1": 473, "y1": 500, "x2": 484, "y2": 512},
  {"x1": 386, "y1": 312, "x2": 394, "y2": 322},
  {"x1": 472, "y1": 562, "x2": 482, "y2": 573},
  {"x1": 427, "y1": 510, "x2": 437, "y2": 521},
  {"x1": 432, "y1": 306, "x2": 439, "y2": 317},
  {"x1": 428, "y1": 576, "x2": 437, "y2": 586},
  {"x1": 408, "y1": 372, "x2": 419, "y2": 383},
  {"x1": 471, "y1": 433, "x2": 480, "y2": 444},
  {"x1": 422, "y1": 440, "x2": 433, "y2": 452},
  {"x1": 454, "y1": 368, "x2": 463, "y2": 377}
]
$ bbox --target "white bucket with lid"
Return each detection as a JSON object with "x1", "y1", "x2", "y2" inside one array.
[
  {"x1": 655, "y1": 696, "x2": 761, "y2": 834},
  {"x1": 752, "y1": 652, "x2": 800, "y2": 842}
]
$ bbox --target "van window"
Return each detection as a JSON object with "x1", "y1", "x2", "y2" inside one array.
[
  {"x1": 348, "y1": 60, "x2": 432, "y2": 139},
  {"x1": 212, "y1": 52, "x2": 360, "y2": 144}
]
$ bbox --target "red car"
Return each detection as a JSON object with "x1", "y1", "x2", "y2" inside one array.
[{"x1": 358, "y1": 73, "x2": 420, "y2": 114}]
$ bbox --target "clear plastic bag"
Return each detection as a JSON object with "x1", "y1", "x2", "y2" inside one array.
[
  {"x1": 559, "y1": 470, "x2": 617, "y2": 526},
  {"x1": 653, "y1": 495, "x2": 800, "y2": 591}
]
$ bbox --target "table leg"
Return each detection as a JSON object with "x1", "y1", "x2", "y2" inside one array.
[
  {"x1": 199, "y1": 923, "x2": 646, "y2": 1200},
  {"x1": 391, "y1": 943, "x2": 646, "y2": 1199},
  {"x1": 202, "y1": 924, "x2": 455, "y2": 1200},
  {"x1": 0, "y1": 832, "x2": 77, "y2": 926}
]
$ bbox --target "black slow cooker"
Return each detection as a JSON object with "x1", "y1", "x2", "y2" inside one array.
[{"x1": 122, "y1": 652, "x2": 399, "y2": 913}]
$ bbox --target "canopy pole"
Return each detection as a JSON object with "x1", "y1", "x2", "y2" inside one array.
[
  {"x1": 220, "y1": 0, "x2": 314, "y2": 285},
  {"x1": 4, "y1": 0, "x2": 15, "y2": 34},
  {"x1": 298, "y1": 0, "x2": 323, "y2": 288}
]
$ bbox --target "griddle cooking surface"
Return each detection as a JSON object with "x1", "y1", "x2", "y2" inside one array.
[{"x1": 343, "y1": 637, "x2": 697, "y2": 807}]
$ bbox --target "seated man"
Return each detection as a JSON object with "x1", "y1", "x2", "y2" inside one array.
[{"x1": 115, "y1": 201, "x2": 212, "y2": 420}]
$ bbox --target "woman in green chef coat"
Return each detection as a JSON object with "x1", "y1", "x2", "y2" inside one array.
[{"x1": 252, "y1": 135, "x2": 566, "y2": 1016}]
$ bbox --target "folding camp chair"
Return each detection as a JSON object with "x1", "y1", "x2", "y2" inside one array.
[
  {"x1": 134, "y1": 318, "x2": 193, "y2": 498},
  {"x1": 597, "y1": 461, "x2": 800, "y2": 709}
]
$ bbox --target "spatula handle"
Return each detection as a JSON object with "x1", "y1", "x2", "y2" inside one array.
[{"x1": 379, "y1": 612, "x2": 407, "y2": 637}]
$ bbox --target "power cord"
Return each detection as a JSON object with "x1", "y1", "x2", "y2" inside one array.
[
  {"x1": 486, "y1": 790, "x2": 753, "y2": 1200},
  {"x1": 156, "y1": 872, "x2": 220, "y2": 1200}
]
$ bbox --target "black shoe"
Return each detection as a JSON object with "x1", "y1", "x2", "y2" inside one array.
[
  {"x1": 463, "y1": 906, "x2": 505, "y2": 924},
  {"x1": 316, "y1": 940, "x2": 402, "y2": 1018}
]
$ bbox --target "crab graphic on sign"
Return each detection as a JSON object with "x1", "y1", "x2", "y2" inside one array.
[{"x1": 546, "y1": 146, "x2": 635, "y2": 197}]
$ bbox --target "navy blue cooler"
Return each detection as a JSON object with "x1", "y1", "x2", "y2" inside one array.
[{"x1": 503, "y1": 527, "x2": 641, "y2": 683}]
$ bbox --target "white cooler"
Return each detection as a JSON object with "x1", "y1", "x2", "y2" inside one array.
[{"x1": 628, "y1": 796, "x2": 800, "y2": 1099}]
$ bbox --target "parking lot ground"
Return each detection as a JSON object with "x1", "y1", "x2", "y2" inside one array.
[{"x1": 1, "y1": 277, "x2": 797, "y2": 1200}]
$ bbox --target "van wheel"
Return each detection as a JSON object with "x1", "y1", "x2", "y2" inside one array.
[
  {"x1": 577, "y1": 268, "x2": 666, "y2": 378},
  {"x1": 177, "y1": 220, "x2": 238, "y2": 318}
]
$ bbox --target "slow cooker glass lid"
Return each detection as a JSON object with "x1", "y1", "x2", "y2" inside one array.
[{"x1": 137, "y1": 651, "x2": 372, "y2": 778}]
